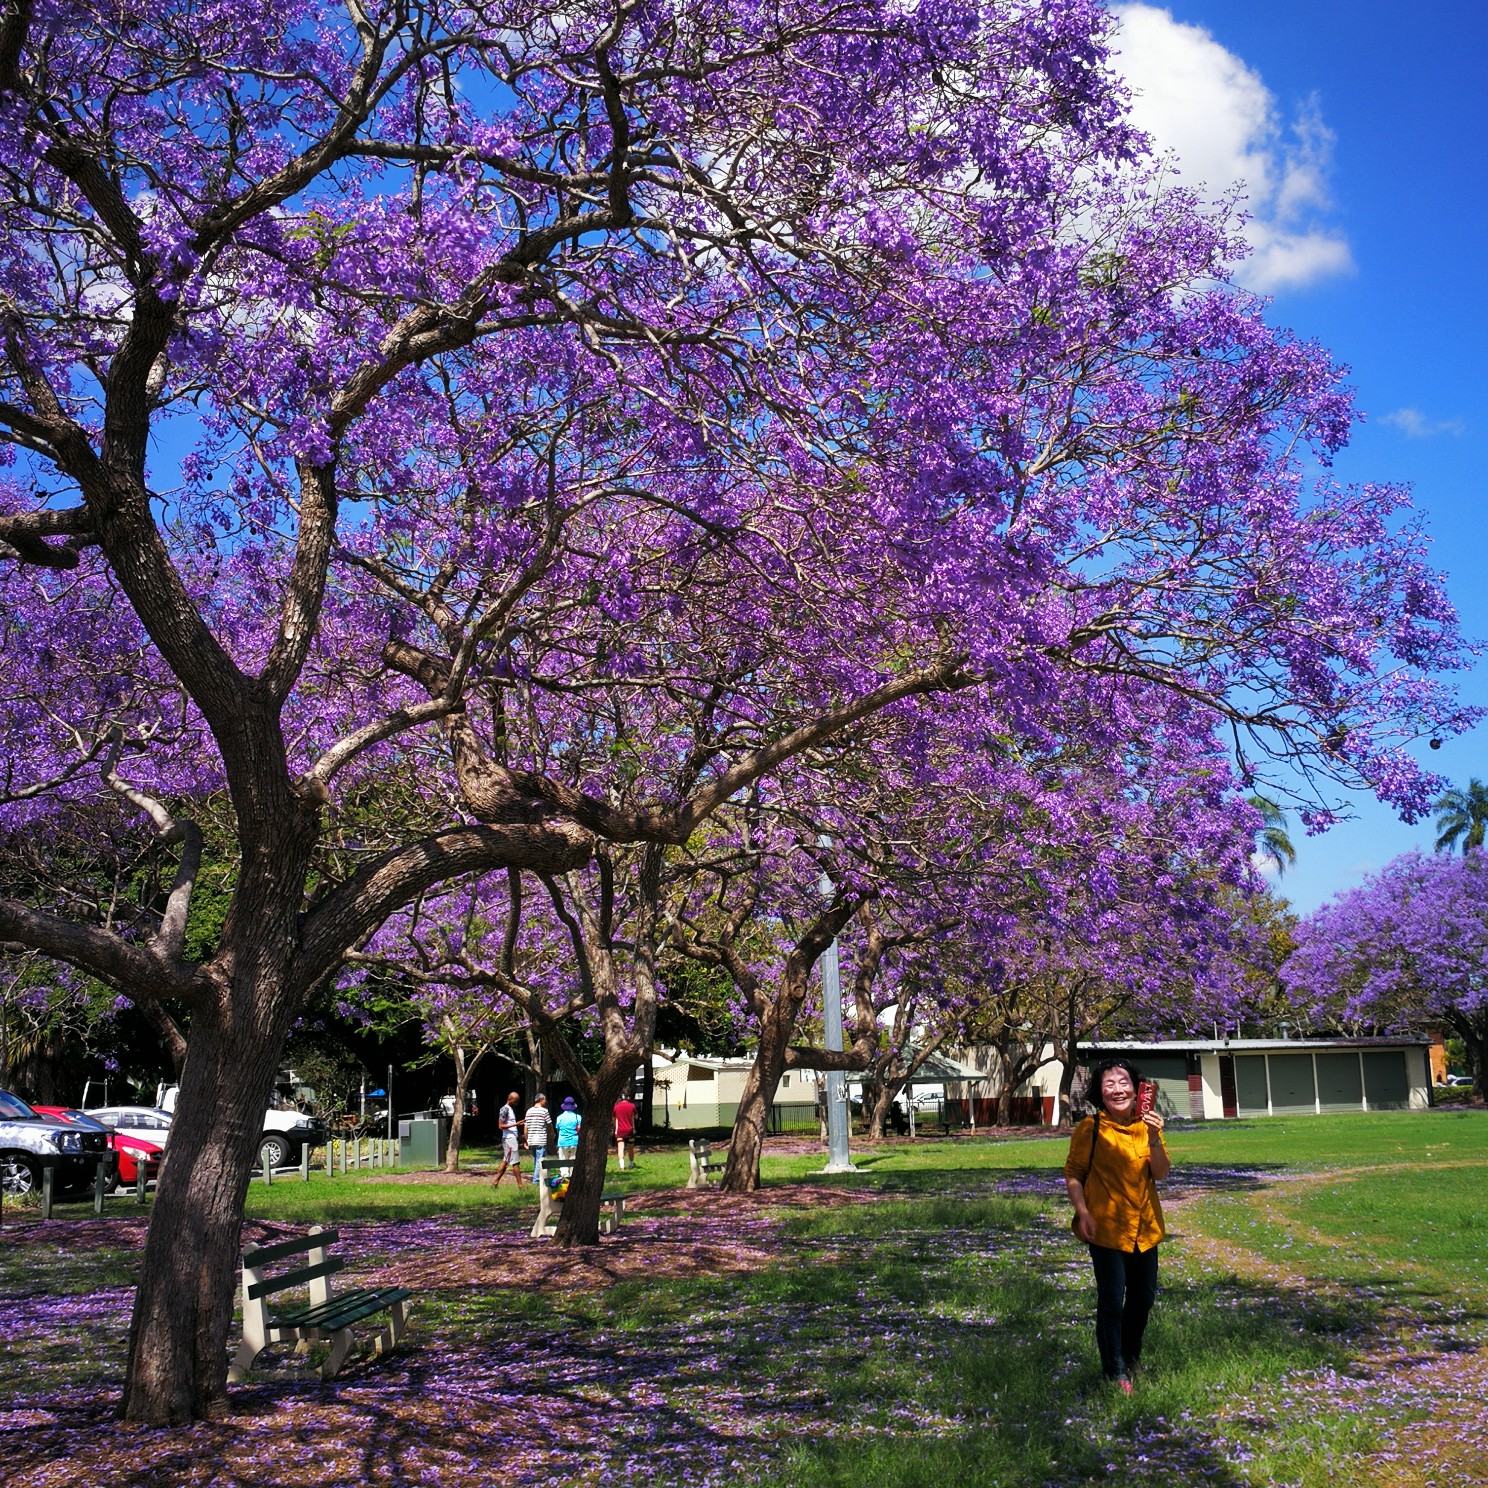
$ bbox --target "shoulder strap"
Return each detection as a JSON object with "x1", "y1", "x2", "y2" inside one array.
[{"x1": 1083, "y1": 1110, "x2": 1101, "y2": 1182}]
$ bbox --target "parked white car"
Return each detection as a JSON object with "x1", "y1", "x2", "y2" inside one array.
[
  {"x1": 84, "y1": 1104, "x2": 174, "y2": 1150},
  {"x1": 156, "y1": 1084, "x2": 328, "y2": 1168}
]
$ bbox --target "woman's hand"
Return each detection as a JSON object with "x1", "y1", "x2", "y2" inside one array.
[
  {"x1": 1144, "y1": 1112, "x2": 1172, "y2": 1180},
  {"x1": 1073, "y1": 1208, "x2": 1097, "y2": 1243}
]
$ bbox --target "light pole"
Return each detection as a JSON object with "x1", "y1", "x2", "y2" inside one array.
[{"x1": 818, "y1": 838, "x2": 855, "y2": 1174}]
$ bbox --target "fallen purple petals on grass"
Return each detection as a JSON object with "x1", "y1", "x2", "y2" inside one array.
[{"x1": 1, "y1": 1180, "x2": 1483, "y2": 1488}]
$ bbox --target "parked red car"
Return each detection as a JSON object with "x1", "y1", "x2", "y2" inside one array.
[{"x1": 32, "y1": 1106, "x2": 162, "y2": 1189}]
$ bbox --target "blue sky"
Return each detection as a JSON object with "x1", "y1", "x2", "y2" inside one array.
[{"x1": 1111, "y1": 1, "x2": 1488, "y2": 915}]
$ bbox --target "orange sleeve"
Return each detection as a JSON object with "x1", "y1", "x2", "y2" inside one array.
[{"x1": 1062, "y1": 1116, "x2": 1095, "y2": 1182}]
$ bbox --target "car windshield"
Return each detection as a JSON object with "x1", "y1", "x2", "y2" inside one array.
[{"x1": 0, "y1": 1091, "x2": 36, "y2": 1119}]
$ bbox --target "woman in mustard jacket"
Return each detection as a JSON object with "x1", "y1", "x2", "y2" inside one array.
[{"x1": 1063, "y1": 1059, "x2": 1171, "y2": 1391}]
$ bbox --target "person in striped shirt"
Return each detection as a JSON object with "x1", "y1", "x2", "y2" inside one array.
[{"x1": 523, "y1": 1094, "x2": 555, "y2": 1182}]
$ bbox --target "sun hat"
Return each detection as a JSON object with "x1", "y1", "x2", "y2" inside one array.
[{"x1": 561, "y1": 1097, "x2": 578, "y2": 1111}]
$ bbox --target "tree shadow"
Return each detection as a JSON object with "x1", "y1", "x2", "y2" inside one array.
[{"x1": 0, "y1": 1174, "x2": 1467, "y2": 1488}]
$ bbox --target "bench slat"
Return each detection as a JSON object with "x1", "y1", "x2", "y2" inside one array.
[
  {"x1": 243, "y1": 1228, "x2": 340, "y2": 1267},
  {"x1": 247, "y1": 1255, "x2": 343, "y2": 1301},
  {"x1": 278, "y1": 1286, "x2": 413, "y2": 1332}
]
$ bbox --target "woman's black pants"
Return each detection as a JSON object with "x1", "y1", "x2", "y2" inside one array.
[{"x1": 1088, "y1": 1243, "x2": 1159, "y2": 1379}]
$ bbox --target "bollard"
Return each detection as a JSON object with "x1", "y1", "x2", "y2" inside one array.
[
  {"x1": 40, "y1": 1162, "x2": 55, "y2": 1220},
  {"x1": 136, "y1": 1161, "x2": 147, "y2": 1203},
  {"x1": 300, "y1": 1144, "x2": 310, "y2": 1182},
  {"x1": 263, "y1": 1151, "x2": 272, "y2": 1185},
  {"x1": 325, "y1": 1141, "x2": 333, "y2": 1178},
  {"x1": 93, "y1": 1158, "x2": 107, "y2": 1216}
]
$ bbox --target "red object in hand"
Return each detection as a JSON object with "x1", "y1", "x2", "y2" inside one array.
[{"x1": 1137, "y1": 1081, "x2": 1157, "y2": 1116}]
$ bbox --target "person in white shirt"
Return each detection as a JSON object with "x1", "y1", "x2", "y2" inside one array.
[{"x1": 491, "y1": 1091, "x2": 525, "y2": 1187}]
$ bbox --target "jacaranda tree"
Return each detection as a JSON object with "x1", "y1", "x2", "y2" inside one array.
[
  {"x1": 0, "y1": 0, "x2": 1473, "y2": 1424},
  {"x1": 1283, "y1": 851, "x2": 1488, "y2": 1097}
]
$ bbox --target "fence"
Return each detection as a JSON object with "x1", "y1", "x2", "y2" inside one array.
[{"x1": 253, "y1": 1136, "x2": 401, "y2": 1184}]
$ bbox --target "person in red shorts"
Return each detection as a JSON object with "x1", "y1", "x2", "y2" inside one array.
[{"x1": 613, "y1": 1093, "x2": 637, "y2": 1170}]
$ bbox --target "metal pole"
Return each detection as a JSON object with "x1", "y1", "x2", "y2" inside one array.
[
  {"x1": 386, "y1": 1064, "x2": 394, "y2": 1142},
  {"x1": 817, "y1": 836, "x2": 855, "y2": 1174},
  {"x1": 821, "y1": 938, "x2": 854, "y2": 1172}
]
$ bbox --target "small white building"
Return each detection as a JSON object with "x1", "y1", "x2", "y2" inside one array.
[
  {"x1": 944, "y1": 1035, "x2": 1436, "y2": 1123},
  {"x1": 1081, "y1": 1037, "x2": 1434, "y2": 1119},
  {"x1": 651, "y1": 1054, "x2": 819, "y2": 1130}
]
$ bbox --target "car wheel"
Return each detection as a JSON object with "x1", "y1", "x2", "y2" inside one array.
[
  {"x1": 1, "y1": 1153, "x2": 40, "y2": 1197},
  {"x1": 258, "y1": 1134, "x2": 291, "y2": 1169}
]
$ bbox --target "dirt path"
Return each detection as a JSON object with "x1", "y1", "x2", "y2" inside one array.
[{"x1": 1165, "y1": 1163, "x2": 1488, "y2": 1488}]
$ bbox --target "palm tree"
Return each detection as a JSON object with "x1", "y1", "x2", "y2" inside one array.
[
  {"x1": 1249, "y1": 795, "x2": 1296, "y2": 877},
  {"x1": 1434, "y1": 779, "x2": 1488, "y2": 854}
]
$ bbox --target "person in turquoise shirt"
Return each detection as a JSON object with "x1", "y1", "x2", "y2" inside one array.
[{"x1": 555, "y1": 1097, "x2": 582, "y2": 1159}]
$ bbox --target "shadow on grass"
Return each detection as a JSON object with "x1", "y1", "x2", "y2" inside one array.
[
  {"x1": 0, "y1": 1257, "x2": 1372, "y2": 1488},
  {"x1": 849, "y1": 1160, "x2": 1285, "y2": 1205},
  {"x1": 0, "y1": 1181, "x2": 1446, "y2": 1488}
]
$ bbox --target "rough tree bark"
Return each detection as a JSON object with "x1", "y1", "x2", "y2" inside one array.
[
  {"x1": 121, "y1": 987, "x2": 300, "y2": 1420},
  {"x1": 442, "y1": 1041, "x2": 486, "y2": 1173},
  {"x1": 719, "y1": 900, "x2": 860, "y2": 1193}
]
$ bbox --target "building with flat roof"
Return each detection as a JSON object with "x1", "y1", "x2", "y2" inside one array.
[
  {"x1": 1078, "y1": 1037, "x2": 1433, "y2": 1120},
  {"x1": 945, "y1": 1036, "x2": 1435, "y2": 1123}
]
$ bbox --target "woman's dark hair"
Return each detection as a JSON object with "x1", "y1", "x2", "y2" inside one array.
[{"x1": 1088, "y1": 1058, "x2": 1144, "y2": 1112}]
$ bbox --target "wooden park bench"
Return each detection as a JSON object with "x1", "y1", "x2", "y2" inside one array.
[
  {"x1": 687, "y1": 1137, "x2": 724, "y2": 1188},
  {"x1": 531, "y1": 1155, "x2": 627, "y2": 1239},
  {"x1": 228, "y1": 1226, "x2": 414, "y2": 1382}
]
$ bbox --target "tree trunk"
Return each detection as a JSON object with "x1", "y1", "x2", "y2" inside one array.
[
  {"x1": 445, "y1": 1097, "x2": 466, "y2": 1172},
  {"x1": 121, "y1": 984, "x2": 299, "y2": 1422},
  {"x1": 444, "y1": 1046, "x2": 485, "y2": 1173},
  {"x1": 865, "y1": 1080, "x2": 894, "y2": 1139},
  {"x1": 120, "y1": 794, "x2": 317, "y2": 1424},
  {"x1": 552, "y1": 1058, "x2": 636, "y2": 1245},
  {"x1": 1447, "y1": 1008, "x2": 1488, "y2": 1101},
  {"x1": 721, "y1": 996, "x2": 795, "y2": 1193}
]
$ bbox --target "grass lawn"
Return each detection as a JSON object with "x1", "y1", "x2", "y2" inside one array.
[{"x1": 1, "y1": 1111, "x2": 1485, "y2": 1487}]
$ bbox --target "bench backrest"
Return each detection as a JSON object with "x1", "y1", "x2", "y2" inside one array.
[{"x1": 241, "y1": 1227, "x2": 343, "y2": 1304}]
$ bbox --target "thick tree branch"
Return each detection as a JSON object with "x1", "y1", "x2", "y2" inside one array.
[
  {"x1": 0, "y1": 899, "x2": 199, "y2": 1007},
  {"x1": 0, "y1": 503, "x2": 97, "y2": 568},
  {"x1": 294, "y1": 820, "x2": 593, "y2": 990},
  {"x1": 100, "y1": 730, "x2": 204, "y2": 963}
]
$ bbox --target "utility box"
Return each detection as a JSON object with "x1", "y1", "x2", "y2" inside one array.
[{"x1": 401, "y1": 1115, "x2": 447, "y2": 1169}]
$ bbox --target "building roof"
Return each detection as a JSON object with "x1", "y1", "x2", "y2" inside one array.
[
  {"x1": 655, "y1": 1049, "x2": 986, "y2": 1084},
  {"x1": 1082, "y1": 1036, "x2": 1431, "y2": 1055}
]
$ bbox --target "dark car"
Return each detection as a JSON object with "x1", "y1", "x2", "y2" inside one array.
[{"x1": 0, "y1": 1089, "x2": 114, "y2": 1197}]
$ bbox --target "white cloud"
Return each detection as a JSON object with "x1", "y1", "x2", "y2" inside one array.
[
  {"x1": 1110, "y1": 4, "x2": 1353, "y2": 293},
  {"x1": 1379, "y1": 408, "x2": 1468, "y2": 439}
]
